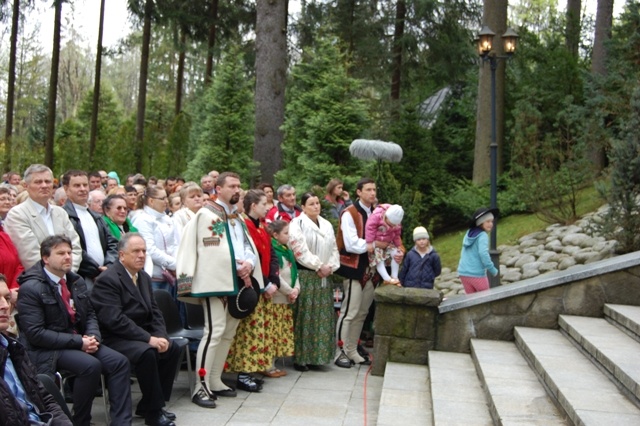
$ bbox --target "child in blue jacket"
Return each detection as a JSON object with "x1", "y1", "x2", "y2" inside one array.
[
  {"x1": 457, "y1": 207, "x2": 499, "y2": 294},
  {"x1": 398, "y1": 226, "x2": 441, "y2": 289}
]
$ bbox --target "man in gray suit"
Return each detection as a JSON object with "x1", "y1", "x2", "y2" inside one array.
[{"x1": 5, "y1": 164, "x2": 81, "y2": 271}]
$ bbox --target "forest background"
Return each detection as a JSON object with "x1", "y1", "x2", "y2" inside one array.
[{"x1": 0, "y1": 0, "x2": 637, "y2": 245}]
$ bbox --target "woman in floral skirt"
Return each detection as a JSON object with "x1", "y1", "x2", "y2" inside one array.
[{"x1": 225, "y1": 189, "x2": 279, "y2": 391}]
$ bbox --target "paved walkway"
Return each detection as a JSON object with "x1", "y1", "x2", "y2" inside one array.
[{"x1": 89, "y1": 357, "x2": 383, "y2": 426}]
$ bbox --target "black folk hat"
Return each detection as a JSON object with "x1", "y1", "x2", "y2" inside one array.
[
  {"x1": 228, "y1": 276, "x2": 261, "y2": 319},
  {"x1": 469, "y1": 207, "x2": 499, "y2": 228}
]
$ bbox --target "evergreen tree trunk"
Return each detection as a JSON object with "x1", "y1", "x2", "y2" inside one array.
[
  {"x1": 590, "y1": 0, "x2": 614, "y2": 172},
  {"x1": 4, "y1": 0, "x2": 19, "y2": 172},
  {"x1": 254, "y1": 0, "x2": 287, "y2": 183},
  {"x1": 176, "y1": 29, "x2": 186, "y2": 115},
  {"x1": 390, "y1": 0, "x2": 406, "y2": 102},
  {"x1": 205, "y1": 0, "x2": 219, "y2": 85},
  {"x1": 135, "y1": 0, "x2": 153, "y2": 173},
  {"x1": 473, "y1": 0, "x2": 507, "y2": 185},
  {"x1": 45, "y1": 0, "x2": 63, "y2": 169},
  {"x1": 565, "y1": 0, "x2": 581, "y2": 58},
  {"x1": 89, "y1": 0, "x2": 106, "y2": 168}
]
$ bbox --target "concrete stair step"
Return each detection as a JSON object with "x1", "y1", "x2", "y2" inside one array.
[
  {"x1": 377, "y1": 361, "x2": 432, "y2": 426},
  {"x1": 559, "y1": 314, "x2": 640, "y2": 402},
  {"x1": 515, "y1": 326, "x2": 640, "y2": 425},
  {"x1": 604, "y1": 303, "x2": 640, "y2": 341},
  {"x1": 428, "y1": 351, "x2": 493, "y2": 425},
  {"x1": 470, "y1": 339, "x2": 568, "y2": 425}
]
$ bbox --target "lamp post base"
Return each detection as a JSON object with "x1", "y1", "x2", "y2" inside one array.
[{"x1": 489, "y1": 249, "x2": 501, "y2": 287}]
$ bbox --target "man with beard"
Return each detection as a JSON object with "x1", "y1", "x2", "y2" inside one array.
[{"x1": 177, "y1": 172, "x2": 264, "y2": 408}]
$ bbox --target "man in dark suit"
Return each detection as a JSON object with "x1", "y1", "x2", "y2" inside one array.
[
  {"x1": 91, "y1": 233, "x2": 180, "y2": 426},
  {"x1": 17, "y1": 235, "x2": 131, "y2": 426}
]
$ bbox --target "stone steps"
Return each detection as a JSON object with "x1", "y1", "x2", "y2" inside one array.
[
  {"x1": 377, "y1": 362, "x2": 432, "y2": 426},
  {"x1": 428, "y1": 351, "x2": 493, "y2": 425},
  {"x1": 378, "y1": 304, "x2": 640, "y2": 425},
  {"x1": 559, "y1": 314, "x2": 640, "y2": 402},
  {"x1": 470, "y1": 339, "x2": 567, "y2": 425},
  {"x1": 515, "y1": 326, "x2": 640, "y2": 425},
  {"x1": 604, "y1": 303, "x2": 640, "y2": 341}
]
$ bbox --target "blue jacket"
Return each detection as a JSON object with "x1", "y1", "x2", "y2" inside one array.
[
  {"x1": 398, "y1": 246, "x2": 441, "y2": 289},
  {"x1": 457, "y1": 228, "x2": 498, "y2": 277}
]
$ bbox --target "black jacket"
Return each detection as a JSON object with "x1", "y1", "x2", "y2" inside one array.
[
  {"x1": 17, "y1": 263, "x2": 101, "y2": 375},
  {"x1": 62, "y1": 201, "x2": 118, "y2": 279},
  {"x1": 0, "y1": 334, "x2": 72, "y2": 425},
  {"x1": 92, "y1": 261, "x2": 168, "y2": 363}
]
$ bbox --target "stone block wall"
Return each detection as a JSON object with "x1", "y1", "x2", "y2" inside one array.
[{"x1": 372, "y1": 286, "x2": 442, "y2": 375}]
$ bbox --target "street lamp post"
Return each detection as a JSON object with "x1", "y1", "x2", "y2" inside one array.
[{"x1": 476, "y1": 26, "x2": 518, "y2": 287}]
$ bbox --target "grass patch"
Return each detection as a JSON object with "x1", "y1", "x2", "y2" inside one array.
[{"x1": 430, "y1": 185, "x2": 603, "y2": 270}]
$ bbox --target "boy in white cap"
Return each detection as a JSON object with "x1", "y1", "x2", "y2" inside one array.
[
  {"x1": 398, "y1": 226, "x2": 442, "y2": 288},
  {"x1": 364, "y1": 204, "x2": 405, "y2": 285}
]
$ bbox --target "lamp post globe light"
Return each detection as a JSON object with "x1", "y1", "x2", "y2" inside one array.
[{"x1": 476, "y1": 26, "x2": 518, "y2": 287}]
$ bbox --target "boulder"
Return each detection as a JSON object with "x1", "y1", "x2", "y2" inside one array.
[
  {"x1": 522, "y1": 262, "x2": 543, "y2": 272},
  {"x1": 502, "y1": 271, "x2": 522, "y2": 282},
  {"x1": 522, "y1": 269, "x2": 540, "y2": 279},
  {"x1": 558, "y1": 257, "x2": 577, "y2": 270},
  {"x1": 561, "y1": 233, "x2": 593, "y2": 248},
  {"x1": 539, "y1": 262, "x2": 559, "y2": 273},
  {"x1": 545, "y1": 239, "x2": 564, "y2": 253},
  {"x1": 574, "y1": 251, "x2": 599, "y2": 264},
  {"x1": 514, "y1": 255, "x2": 537, "y2": 268},
  {"x1": 562, "y1": 246, "x2": 581, "y2": 256}
]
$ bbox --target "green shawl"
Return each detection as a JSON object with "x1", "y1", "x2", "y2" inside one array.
[
  {"x1": 103, "y1": 215, "x2": 138, "y2": 240},
  {"x1": 271, "y1": 237, "x2": 298, "y2": 287}
]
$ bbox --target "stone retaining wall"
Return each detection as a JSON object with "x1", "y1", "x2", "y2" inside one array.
[{"x1": 372, "y1": 251, "x2": 640, "y2": 376}]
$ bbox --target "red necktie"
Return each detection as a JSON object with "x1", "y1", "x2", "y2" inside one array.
[{"x1": 59, "y1": 278, "x2": 76, "y2": 323}]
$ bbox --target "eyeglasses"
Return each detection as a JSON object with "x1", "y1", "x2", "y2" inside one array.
[
  {"x1": 112, "y1": 206, "x2": 128, "y2": 211},
  {"x1": 0, "y1": 197, "x2": 10, "y2": 203},
  {"x1": 151, "y1": 196, "x2": 167, "y2": 201}
]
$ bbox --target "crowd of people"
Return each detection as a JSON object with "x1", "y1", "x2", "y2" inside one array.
[{"x1": 0, "y1": 164, "x2": 488, "y2": 426}]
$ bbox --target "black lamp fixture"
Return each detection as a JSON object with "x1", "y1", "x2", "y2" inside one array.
[{"x1": 475, "y1": 25, "x2": 518, "y2": 287}]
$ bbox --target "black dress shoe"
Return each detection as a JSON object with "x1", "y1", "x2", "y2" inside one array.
[
  {"x1": 162, "y1": 409, "x2": 177, "y2": 420},
  {"x1": 144, "y1": 410, "x2": 175, "y2": 426},
  {"x1": 357, "y1": 358, "x2": 372, "y2": 366},
  {"x1": 293, "y1": 363, "x2": 309, "y2": 372},
  {"x1": 357, "y1": 344, "x2": 370, "y2": 360},
  {"x1": 334, "y1": 352, "x2": 352, "y2": 369},
  {"x1": 237, "y1": 374, "x2": 261, "y2": 392},
  {"x1": 249, "y1": 374, "x2": 265, "y2": 385},
  {"x1": 192, "y1": 387, "x2": 216, "y2": 409},
  {"x1": 212, "y1": 387, "x2": 237, "y2": 398}
]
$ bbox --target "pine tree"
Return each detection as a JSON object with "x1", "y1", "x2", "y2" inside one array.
[
  {"x1": 185, "y1": 43, "x2": 256, "y2": 183},
  {"x1": 277, "y1": 36, "x2": 369, "y2": 191},
  {"x1": 593, "y1": 86, "x2": 640, "y2": 253}
]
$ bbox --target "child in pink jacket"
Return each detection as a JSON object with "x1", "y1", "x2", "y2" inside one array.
[{"x1": 365, "y1": 204, "x2": 404, "y2": 285}]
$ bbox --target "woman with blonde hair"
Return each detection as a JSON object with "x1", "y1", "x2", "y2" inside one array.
[
  {"x1": 131, "y1": 185, "x2": 178, "y2": 293},
  {"x1": 172, "y1": 183, "x2": 204, "y2": 238}
]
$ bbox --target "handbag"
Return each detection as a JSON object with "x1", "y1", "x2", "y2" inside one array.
[{"x1": 161, "y1": 268, "x2": 176, "y2": 287}]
